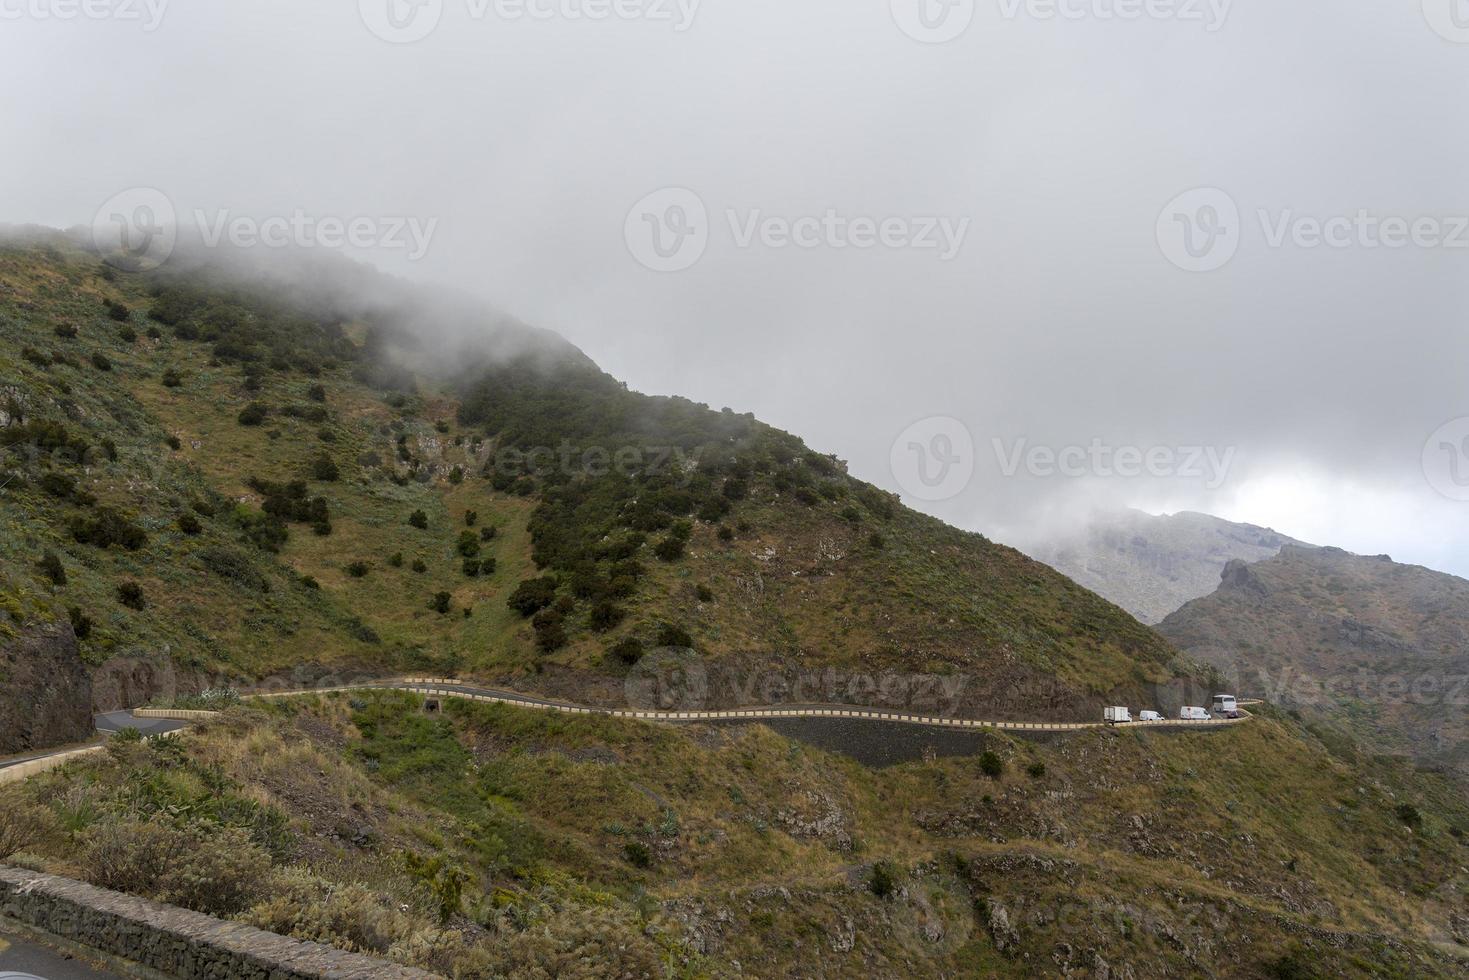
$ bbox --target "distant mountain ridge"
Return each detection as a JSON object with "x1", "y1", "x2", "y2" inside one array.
[
  {"x1": 1024, "y1": 509, "x2": 1309, "y2": 624},
  {"x1": 1159, "y1": 544, "x2": 1469, "y2": 778}
]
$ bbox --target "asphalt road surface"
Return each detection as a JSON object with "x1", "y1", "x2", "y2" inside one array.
[{"x1": 0, "y1": 927, "x2": 124, "y2": 980}]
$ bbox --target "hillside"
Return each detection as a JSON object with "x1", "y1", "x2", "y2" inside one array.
[
  {"x1": 1159, "y1": 545, "x2": 1469, "y2": 778},
  {"x1": 1024, "y1": 509, "x2": 1308, "y2": 624},
  {"x1": 0, "y1": 231, "x2": 1196, "y2": 746},
  {"x1": 2, "y1": 691, "x2": 1467, "y2": 978}
]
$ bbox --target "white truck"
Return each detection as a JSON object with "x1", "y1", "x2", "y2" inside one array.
[
  {"x1": 1212, "y1": 694, "x2": 1240, "y2": 719},
  {"x1": 1104, "y1": 706, "x2": 1132, "y2": 724},
  {"x1": 1179, "y1": 706, "x2": 1210, "y2": 721},
  {"x1": 1138, "y1": 710, "x2": 1164, "y2": 722}
]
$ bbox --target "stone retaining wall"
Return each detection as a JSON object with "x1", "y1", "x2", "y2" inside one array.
[{"x1": 0, "y1": 866, "x2": 437, "y2": 979}]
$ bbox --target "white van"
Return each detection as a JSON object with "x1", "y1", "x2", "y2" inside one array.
[
  {"x1": 1179, "y1": 706, "x2": 1210, "y2": 721},
  {"x1": 1212, "y1": 695, "x2": 1239, "y2": 719},
  {"x1": 1138, "y1": 710, "x2": 1164, "y2": 722},
  {"x1": 1104, "y1": 706, "x2": 1132, "y2": 724}
]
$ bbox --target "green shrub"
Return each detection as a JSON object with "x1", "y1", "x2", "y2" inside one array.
[
  {"x1": 54, "y1": 323, "x2": 78, "y2": 339},
  {"x1": 165, "y1": 435, "x2": 182, "y2": 451},
  {"x1": 448, "y1": 465, "x2": 464, "y2": 485},
  {"x1": 589, "y1": 601, "x2": 625, "y2": 632},
  {"x1": 347, "y1": 561, "x2": 370, "y2": 578},
  {"x1": 429, "y1": 591, "x2": 452, "y2": 614},
  {"x1": 311, "y1": 453, "x2": 339, "y2": 482},
  {"x1": 388, "y1": 552, "x2": 405, "y2": 568},
  {"x1": 407, "y1": 509, "x2": 428, "y2": 529},
  {"x1": 117, "y1": 581, "x2": 147, "y2": 610},
  {"x1": 978, "y1": 751, "x2": 1004, "y2": 779},
  {"x1": 695, "y1": 585, "x2": 714, "y2": 603},
  {"x1": 39, "y1": 471, "x2": 78, "y2": 499},
  {"x1": 508, "y1": 577, "x2": 558, "y2": 617},
  {"x1": 717, "y1": 524, "x2": 734, "y2": 542},
  {"x1": 653, "y1": 537, "x2": 685, "y2": 562},
  {"x1": 36, "y1": 551, "x2": 67, "y2": 587},
  {"x1": 462, "y1": 558, "x2": 482, "y2": 577},
  {"x1": 68, "y1": 605, "x2": 92, "y2": 640},
  {"x1": 307, "y1": 383, "x2": 327, "y2": 402},
  {"x1": 623, "y1": 841, "x2": 652, "y2": 868},
  {"x1": 90, "y1": 352, "x2": 113, "y2": 372},
  {"x1": 104, "y1": 299, "x2": 131, "y2": 322},
  {"x1": 609, "y1": 637, "x2": 644, "y2": 665},
  {"x1": 21, "y1": 346, "x2": 50, "y2": 367},
  {"x1": 868, "y1": 862, "x2": 896, "y2": 898},
  {"x1": 411, "y1": 559, "x2": 428, "y2": 574},
  {"x1": 480, "y1": 525, "x2": 497, "y2": 542},
  {"x1": 656, "y1": 623, "x2": 692, "y2": 649},
  {"x1": 71, "y1": 507, "x2": 148, "y2": 551},
  {"x1": 178, "y1": 512, "x2": 202, "y2": 535},
  {"x1": 238, "y1": 403, "x2": 269, "y2": 426},
  {"x1": 868, "y1": 532, "x2": 886, "y2": 550},
  {"x1": 301, "y1": 575, "x2": 320, "y2": 590},
  {"x1": 533, "y1": 609, "x2": 567, "y2": 652},
  {"x1": 1397, "y1": 803, "x2": 1422, "y2": 829},
  {"x1": 118, "y1": 325, "x2": 137, "y2": 342},
  {"x1": 1026, "y1": 761, "x2": 1047, "y2": 779},
  {"x1": 456, "y1": 530, "x2": 480, "y2": 558},
  {"x1": 464, "y1": 510, "x2": 478, "y2": 526}
]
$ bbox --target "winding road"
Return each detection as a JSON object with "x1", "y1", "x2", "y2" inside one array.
[{"x1": 1, "y1": 679, "x2": 1254, "y2": 783}]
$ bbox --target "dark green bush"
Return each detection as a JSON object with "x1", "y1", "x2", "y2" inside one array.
[
  {"x1": 456, "y1": 530, "x2": 480, "y2": 558},
  {"x1": 623, "y1": 841, "x2": 652, "y2": 868},
  {"x1": 388, "y1": 552, "x2": 405, "y2": 568},
  {"x1": 480, "y1": 526, "x2": 497, "y2": 542},
  {"x1": 448, "y1": 466, "x2": 464, "y2": 485},
  {"x1": 307, "y1": 383, "x2": 327, "y2": 402},
  {"x1": 1026, "y1": 761, "x2": 1046, "y2": 779},
  {"x1": 610, "y1": 637, "x2": 644, "y2": 665},
  {"x1": 71, "y1": 507, "x2": 148, "y2": 551},
  {"x1": 104, "y1": 299, "x2": 131, "y2": 322},
  {"x1": 238, "y1": 403, "x2": 269, "y2": 426},
  {"x1": 22, "y1": 346, "x2": 50, "y2": 367},
  {"x1": 589, "y1": 601, "x2": 625, "y2": 632},
  {"x1": 118, "y1": 325, "x2": 137, "y2": 342},
  {"x1": 161, "y1": 368, "x2": 183, "y2": 387},
  {"x1": 717, "y1": 524, "x2": 734, "y2": 542},
  {"x1": 429, "y1": 591, "x2": 452, "y2": 614},
  {"x1": 36, "y1": 551, "x2": 67, "y2": 587},
  {"x1": 310, "y1": 453, "x2": 339, "y2": 482},
  {"x1": 411, "y1": 559, "x2": 428, "y2": 573},
  {"x1": 346, "y1": 561, "x2": 370, "y2": 578},
  {"x1": 178, "y1": 512, "x2": 202, "y2": 535},
  {"x1": 464, "y1": 510, "x2": 477, "y2": 526},
  {"x1": 462, "y1": 558, "x2": 482, "y2": 577},
  {"x1": 653, "y1": 537, "x2": 685, "y2": 562},
  {"x1": 68, "y1": 605, "x2": 92, "y2": 640},
  {"x1": 90, "y1": 352, "x2": 113, "y2": 372},
  {"x1": 868, "y1": 532, "x2": 886, "y2": 550},
  {"x1": 54, "y1": 323, "x2": 78, "y2": 339},
  {"x1": 407, "y1": 509, "x2": 428, "y2": 529},
  {"x1": 508, "y1": 576, "x2": 558, "y2": 617},
  {"x1": 117, "y1": 581, "x2": 147, "y2": 610},
  {"x1": 695, "y1": 584, "x2": 714, "y2": 602},
  {"x1": 532, "y1": 609, "x2": 567, "y2": 652},
  {"x1": 165, "y1": 435, "x2": 182, "y2": 451},
  {"x1": 656, "y1": 623, "x2": 693, "y2": 649},
  {"x1": 978, "y1": 752, "x2": 1004, "y2": 779}
]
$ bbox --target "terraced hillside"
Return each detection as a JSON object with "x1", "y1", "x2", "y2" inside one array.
[
  {"x1": 2, "y1": 692, "x2": 1466, "y2": 977},
  {"x1": 0, "y1": 231, "x2": 1202, "y2": 731}
]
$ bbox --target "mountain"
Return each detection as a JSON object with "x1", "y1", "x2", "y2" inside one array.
[
  {"x1": 1159, "y1": 544, "x2": 1469, "y2": 778},
  {"x1": 1025, "y1": 509, "x2": 1308, "y2": 624},
  {"x1": 0, "y1": 231, "x2": 1193, "y2": 735},
  {"x1": 2, "y1": 231, "x2": 1468, "y2": 977}
]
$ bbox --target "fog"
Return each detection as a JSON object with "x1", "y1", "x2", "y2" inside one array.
[{"x1": 3, "y1": 1, "x2": 1467, "y2": 575}]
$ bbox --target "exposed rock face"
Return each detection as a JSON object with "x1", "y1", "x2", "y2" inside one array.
[
  {"x1": 0, "y1": 620, "x2": 92, "y2": 755},
  {"x1": 1025, "y1": 510, "x2": 1307, "y2": 624}
]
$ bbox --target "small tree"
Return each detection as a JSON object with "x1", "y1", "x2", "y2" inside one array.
[
  {"x1": 412, "y1": 558, "x2": 428, "y2": 574},
  {"x1": 978, "y1": 751, "x2": 1004, "y2": 779},
  {"x1": 307, "y1": 383, "x2": 327, "y2": 403},
  {"x1": 464, "y1": 510, "x2": 478, "y2": 527},
  {"x1": 589, "y1": 601, "x2": 625, "y2": 632},
  {"x1": 311, "y1": 454, "x2": 339, "y2": 482},
  {"x1": 408, "y1": 509, "x2": 429, "y2": 529},
  {"x1": 162, "y1": 368, "x2": 183, "y2": 388},
  {"x1": 653, "y1": 537, "x2": 685, "y2": 562},
  {"x1": 178, "y1": 512, "x2": 202, "y2": 535},
  {"x1": 508, "y1": 576, "x2": 558, "y2": 617},
  {"x1": 868, "y1": 862, "x2": 896, "y2": 899},
  {"x1": 656, "y1": 623, "x2": 693, "y2": 649},
  {"x1": 346, "y1": 561, "x2": 370, "y2": 578},
  {"x1": 429, "y1": 591, "x2": 452, "y2": 615},
  {"x1": 388, "y1": 552, "x2": 405, "y2": 568}
]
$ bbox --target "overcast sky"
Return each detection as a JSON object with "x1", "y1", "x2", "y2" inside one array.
[{"x1": 3, "y1": 0, "x2": 1467, "y2": 577}]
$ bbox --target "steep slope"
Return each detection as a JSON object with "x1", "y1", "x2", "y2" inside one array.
[
  {"x1": 2, "y1": 692, "x2": 1465, "y2": 977},
  {"x1": 1025, "y1": 509, "x2": 1309, "y2": 624},
  {"x1": 0, "y1": 232, "x2": 1196, "y2": 728},
  {"x1": 1159, "y1": 545, "x2": 1469, "y2": 778}
]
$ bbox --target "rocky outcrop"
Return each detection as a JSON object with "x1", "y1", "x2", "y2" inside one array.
[{"x1": 0, "y1": 620, "x2": 91, "y2": 755}]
